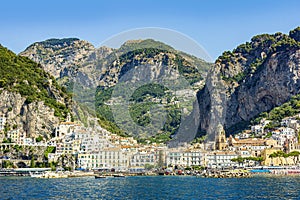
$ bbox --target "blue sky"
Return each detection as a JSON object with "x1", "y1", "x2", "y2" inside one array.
[{"x1": 1, "y1": 0, "x2": 300, "y2": 60}]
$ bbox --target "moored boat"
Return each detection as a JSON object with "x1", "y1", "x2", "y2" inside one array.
[
  {"x1": 95, "y1": 175, "x2": 106, "y2": 179},
  {"x1": 113, "y1": 174, "x2": 125, "y2": 177},
  {"x1": 30, "y1": 172, "x2": 45, "y2": 178}
]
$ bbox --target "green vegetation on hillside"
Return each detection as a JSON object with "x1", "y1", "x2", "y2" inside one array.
[
  {"x1": 131, "y1": 84, "x2": 167, "y2": 102},
  {"x1": 219, "y1": 32, "x2": 300, "y2": 83},
  {"x1": 93, "y1": 45, "x2": 208, "y2": 142},
  {"x1": 119, "y1": 39, "x2": 174, "y2": 53},
  {"x1": 95, "y1": 83, "x2": 182, "y2": 141},
  {"x1": 0, "y1": 44, "x2": 70, "y2": 120},
  {"x1": 252, "y1": 94, "x2": 300, "y2": 127},
  {"x1": 118, "y1": 48, "x2": 203, "y2": 85},
  {"x1": 24, "y1": 38, "x2": 80, "y2": 51}
]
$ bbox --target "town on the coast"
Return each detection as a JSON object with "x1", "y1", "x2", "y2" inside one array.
[{"x1": 1, "y1": 110, "x2": 300, "y2": 178}]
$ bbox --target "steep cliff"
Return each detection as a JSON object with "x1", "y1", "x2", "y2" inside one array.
[
  {"x1": 0, "y1": 45, "x2": 71, "y2": 140},
  {"x1": 198, "y1": 27, "x2": 300, "y2": 136}
]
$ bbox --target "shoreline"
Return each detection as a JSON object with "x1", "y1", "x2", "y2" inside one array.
[{"x1": 2, "y1": 172, "x2": 300, "y2": 178}]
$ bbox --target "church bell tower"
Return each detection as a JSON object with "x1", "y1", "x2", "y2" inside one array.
[{"x1": 215, "y1": 124, "x2": 227, "y2": 150}]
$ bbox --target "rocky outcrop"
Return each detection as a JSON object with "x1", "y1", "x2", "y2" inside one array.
[
  {"x1": 21, "y1": 39, "x2": 210, "y2": 89},
  {"x1": 0, "y1": 44, "x2": 71, "y2": 141},
  {"x1": 197, "y1": 27, "x2": 300, "y2": 136},
  {"x1": 290, "y1": 27, "x2": 300, "y2": 42},
  {"x1": 20, "y1": 38, "x2": 96, "y2": 79},
  {"x1": 0, "y1": 90, "x2": 59, "y2": 139}
]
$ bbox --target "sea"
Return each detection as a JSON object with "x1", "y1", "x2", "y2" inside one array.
[{"x1": 0, "y1": 176, "x2": 299, "y2": 200}]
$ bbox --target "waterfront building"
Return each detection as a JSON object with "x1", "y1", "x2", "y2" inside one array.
[
  {"x1": 166, "y1": 149, "x2": 205, "y2": 167},
  {"x1": 130, "y1": 151, "x2": 156, "y2": 167},
  {"x1": 78, "y1": 147, "x2": 129, "y2": 170},
  {"x1": 228, "y1": 137, "x2": 276, "y2": 157},
  {"x1": 262, "y1": 148, "x2": 294, "y2": 166},
  {"x1": 206, "y1": 151, "x2": 238, "y2": 168},
  {"x1": 166, "y1": 150, "x2": 183, "y2": 166}
]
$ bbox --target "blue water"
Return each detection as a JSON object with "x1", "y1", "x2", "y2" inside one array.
[{"x1": 0, "y1": 176, "x2": 300, "y2": 199}]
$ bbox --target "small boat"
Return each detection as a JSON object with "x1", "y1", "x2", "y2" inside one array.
[
  {"x1": 95, "y1": 175, "x2": 106, "y2": 179},
  {"x1": 30, "y1": 172, "x2": 44, "y2": 178},
  {"x1": 113, "y1": 174, "x2": 125, "y2": 178},
  {"x1": 195, "y1": 174, "x2": 203, "y2": 178},
  {"x1": 158, "y1": 172, "x2": 165, "y2": 176}
]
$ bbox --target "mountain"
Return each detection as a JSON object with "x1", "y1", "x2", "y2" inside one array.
[
  {"x1": 197, "y1": 27, "x2": 300, "y2": 137},
  {"x1": 20, "y1": 38, "x2": 95, "y2": 79},
  {"x1": 21, "y1": 38, "x2": 212, "y2": 142},
  {"x1": 0, "y1": 44, "x2": 71, "y2": 141},
  {"x1": 21, "y1": 38, "x2": 210, "y2": 88}
]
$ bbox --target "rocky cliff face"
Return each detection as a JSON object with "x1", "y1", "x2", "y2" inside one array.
[
  {"x1": 0, "y1": 45, "x2": 71, "y2": 141},
  {"x1": 20, "y1": 38, "x2": 97, "y2": 83},
  {"x1": 0, "y1": 90, "x2": 60, "y2": 140},
  {"x1": 198, "y1": 27, "x2": 300, "y2": 136},
  {"x1": 21, "y1": 39, "x2": 210, "y2": 88}
]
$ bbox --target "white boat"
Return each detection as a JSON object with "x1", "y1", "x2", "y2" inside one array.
[
  {"x1": 113, "y1": 174, "x2": 125, "y2": 177},
  {"x1": 29, "y1": 172, "x2": 45, "y2": 178}
]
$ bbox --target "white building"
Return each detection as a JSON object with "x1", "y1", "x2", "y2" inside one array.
[
  {"x1": 166, "y1": 150, "x2": 205, "y2": 167},
  {"x1": 56, "y1": 140, "x2": 75, "y2": 155},
  {"x1": 206, "y1": 151, "x2": 238, "y2": 169},
  {"x1": 183, "y1": 151, "x2": 204, "y2": 166},
  {"x1": 251, "y1": 125, "x2": 264, "y2": 135},
  {"x1": 0, "y1": 115, "x2": 6, "y2": 131},
  {"x1": 78, "y1": 148, "x2": 129, "y2": 170},
  {"x1": 75, "y1": 127, "x2": 114, "y2": 153},
  {"x1": 236, "y1": 147, "x2": 252, "y2": 158},
  {"x1": 281, "y1": 117, "x2": 300, "y2": 130},
  {"x1": 166, "y1": 151, "x2": 184, "y2": 166},
  {"x1": 54, "y1": 122, "x2": 80, "y2": 138},
  {"x1": 130, "y1": 151, "x2": 156, "y2": 167},
  {"x1": 7, "y1": 129, "x2": 25, "y2": 144},
  {"x1": 272, "y1": 127, "x2": 296, "y2": 146}
]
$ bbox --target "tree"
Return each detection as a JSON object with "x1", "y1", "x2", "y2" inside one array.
[
  {"x1": 231, "y1": 156, "x2": 245, "y2": 167},
  {"x1": 35, "y1": 135, "x2": 43, "y2": 143},
  {"x1": 288, "y1": 151, "x2": 300, "y2": 165},
  {"x1": 30, "y1": 157, "x2": 35, "y2": 168},
  {"x1": 254, "y1": 157, "x2": 264, "y2": 166},
  {"x1": 269, "y1": 152, "x2": 277, "y2": 166},
  {"x1": 0, "y1": 78, "x2": 7, "y2": 87},
  {"x1": 276, "y1": 151, "x2": 287, "y2": 166},
  {"x1": 283, "y1": 152, "x2": 289, "y2": 166},
  {"x1": 157, "y1": 150, "x2": 164, "y2": 168},
  {"x1": 2, "y1": 160, "x2": 13, "y2": 168},
  {"x1": 144, "y1": 164, "x2": 155, "y2": 170},
  {"x1": 2, "y1": 138, "x2": 12, "y2": 143}
]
